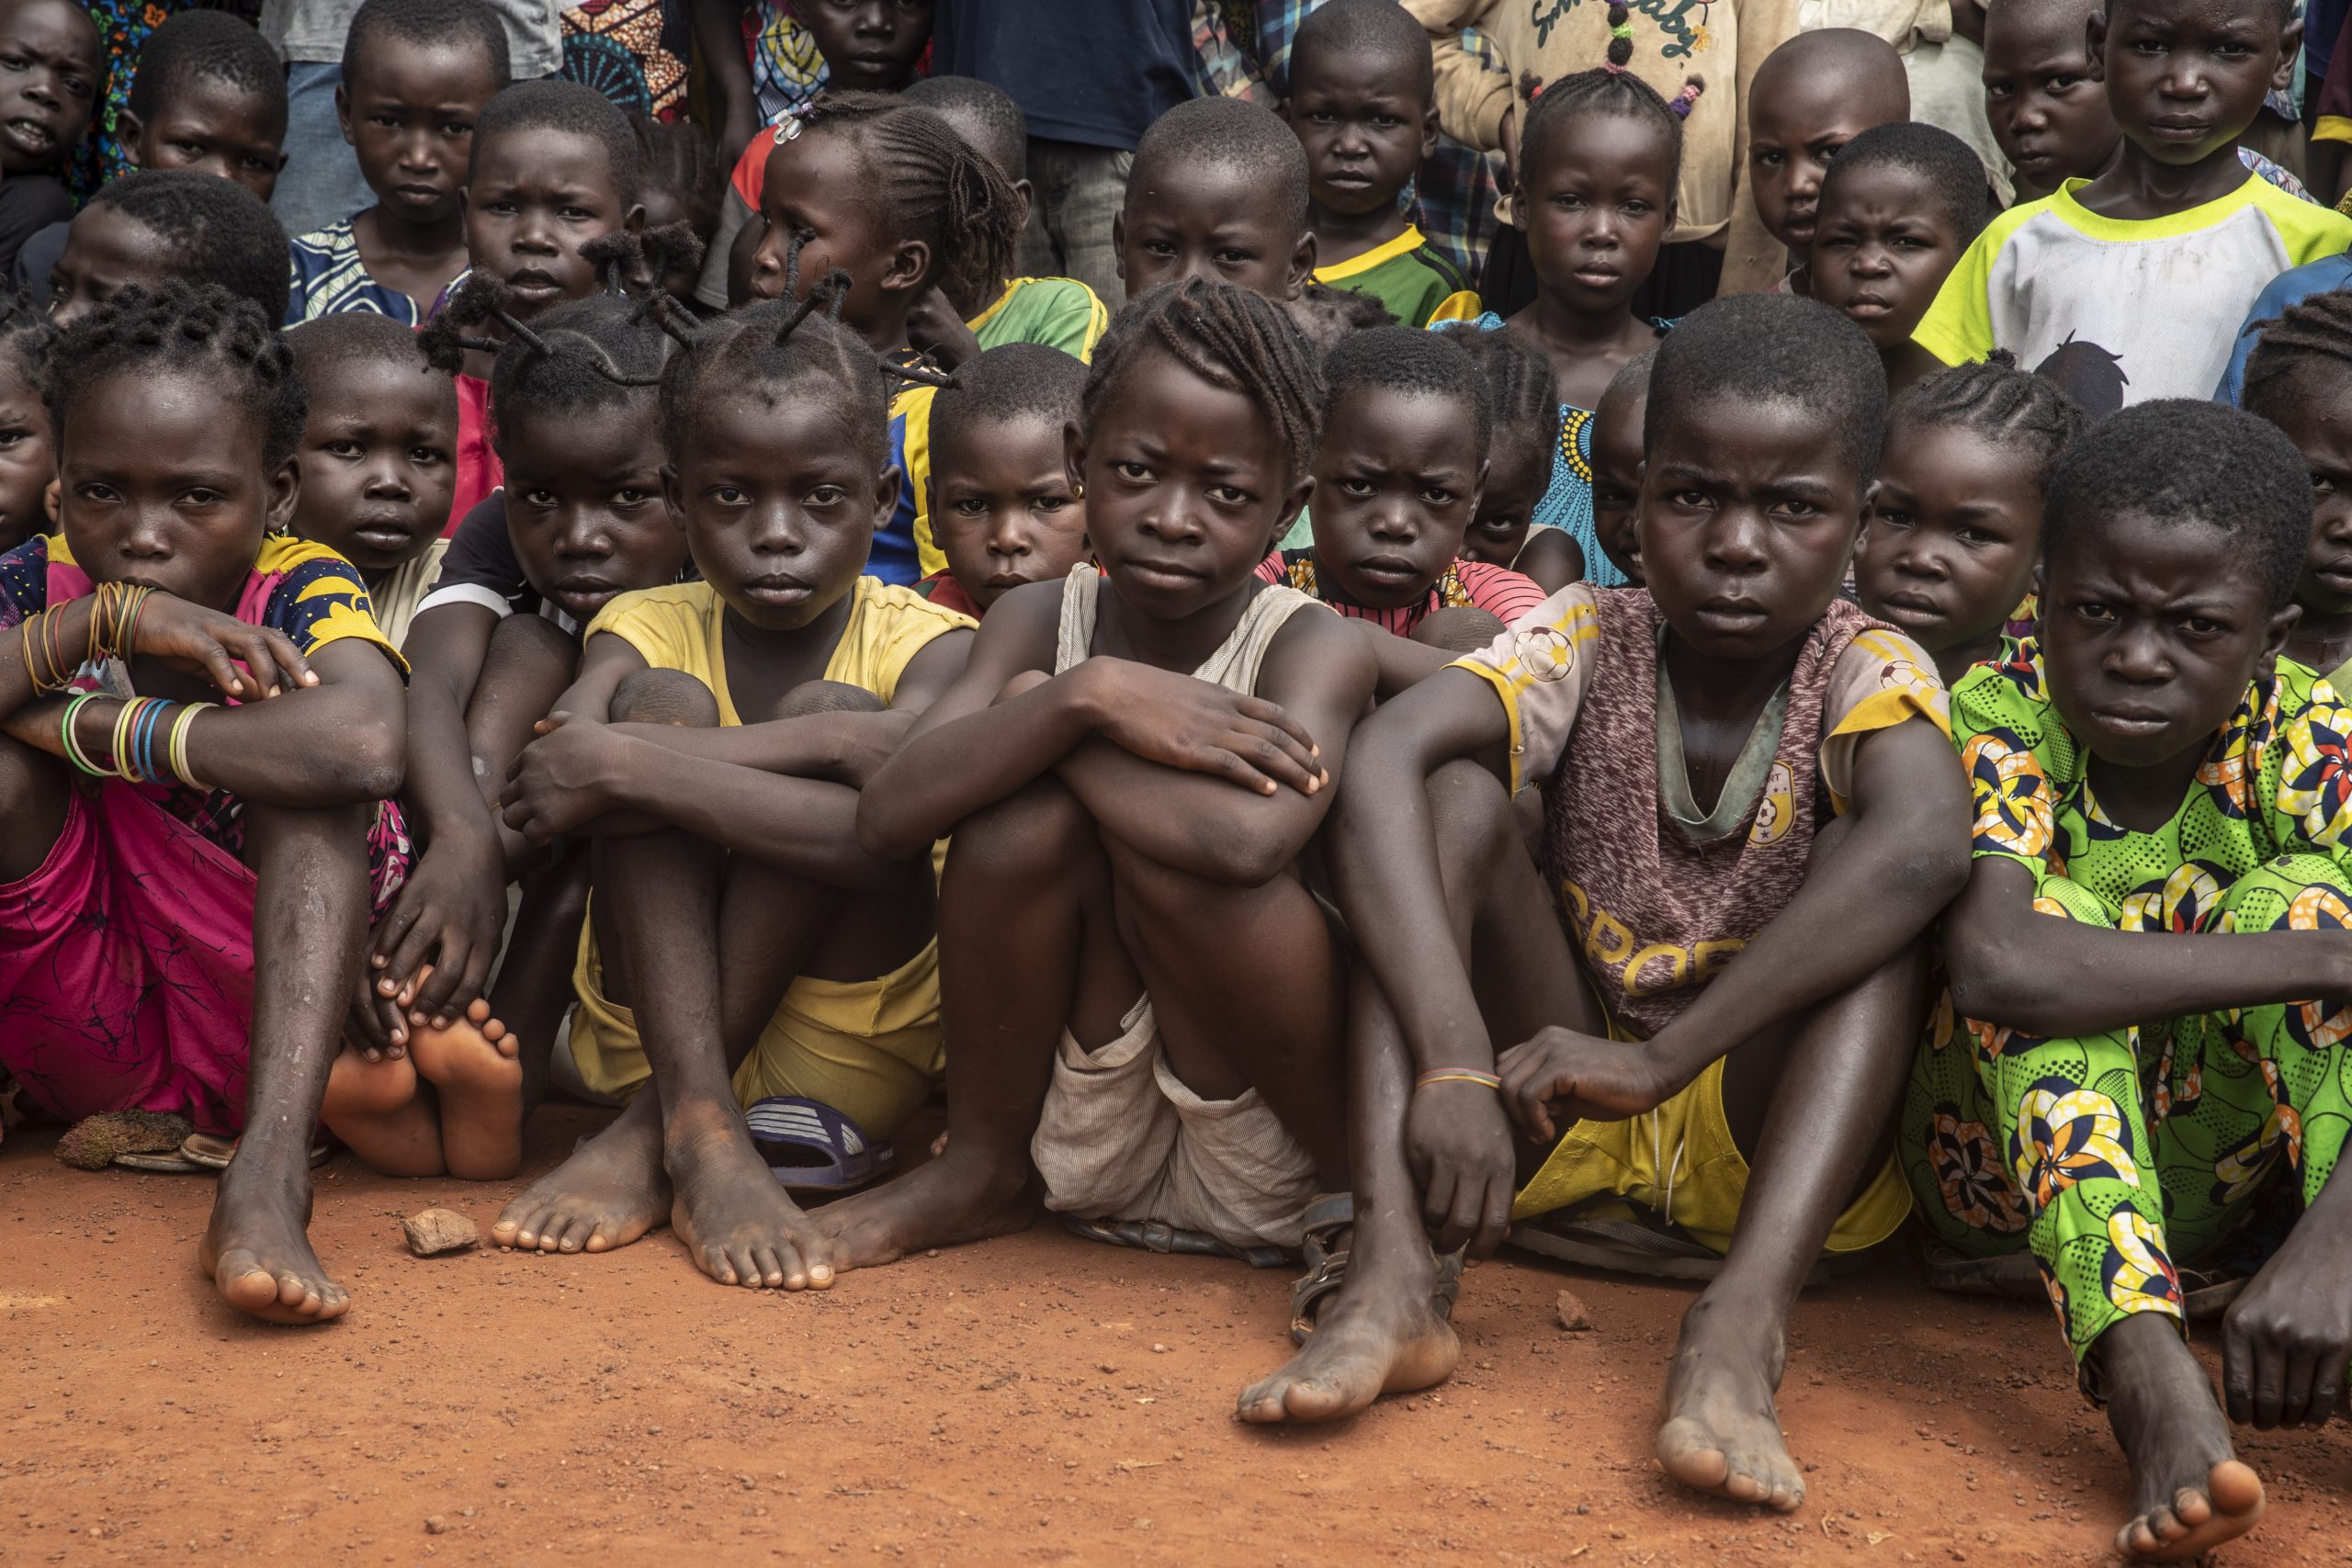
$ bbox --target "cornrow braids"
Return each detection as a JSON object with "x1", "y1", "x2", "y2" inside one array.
[
  {"x1": 1891, "y1": 351, "x2": 2085, "y2": 500},
  {"x1": 658, "y1": 279, "x2": 899, "y2": 471},
  {"x1": 781, "y1": 92, "x2": 1023, "y2": 318},
  {"x1": 0, "y1": 288, "x2": 57, "y2": 399},
  {"x1": 2243, "y1": 288, "x2": 2352, "y2": 431},
  {"x1": 1440, "y1": 321, "x2": 1563, "y2": 484},
  {"x1": 47, "y1": 281, "x2": 305, "y2": 470},
  {"x1": 1080, "y1": 279, "x2": 1325, "y2": 488},
  {"x1": 1516, "y1": 13, "x2": 1704, "y2": 194}
]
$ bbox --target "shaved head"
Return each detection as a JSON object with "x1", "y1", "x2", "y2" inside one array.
[{"x1": 1752, "y1": 27, "x2": 1911, "y2": 121}]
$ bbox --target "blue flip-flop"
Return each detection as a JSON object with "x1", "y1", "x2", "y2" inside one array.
[{"x1": 743, "y1": 1097, "x2": 896, "y2": 1192}]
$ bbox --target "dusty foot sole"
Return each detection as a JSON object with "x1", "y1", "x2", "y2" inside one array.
[{"x1": 407, "y1": 998, "x2": 523, "y2": 1182}]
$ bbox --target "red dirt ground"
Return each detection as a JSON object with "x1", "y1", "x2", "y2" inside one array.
[{"x1": 6, "y1": 1105, "x2": 2348, "y2": 1566}]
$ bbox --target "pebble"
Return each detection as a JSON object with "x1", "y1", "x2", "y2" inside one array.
[
  {"x1": 424, "y1": 1517, "x2": 447, "y2": 1536},
  {"x1": 401, "y1": 1209, "x2": 478, "y2": 1258},
  {"x1": 1555, "y1": 1291, "x2": 1594, "y2": 1332}
]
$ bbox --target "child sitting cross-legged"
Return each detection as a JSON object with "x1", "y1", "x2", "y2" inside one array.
[
  {"x1": 0, "y1": 282, "x2": 412, "y2": 1324},
  {"x1": 1903, "y1": 399, "x2": 2352, "y2": 1561},
  {"x1": 1238, "y1": 297, "x2": 1970, "y2": 1528},
  {"x1": 1442, "y1": 322, "x2": 1579, "y2": 592},
  {"x1": 814, "y1": 278, "x2": 1377, "y2": 1275},
  {"x1": 919, "y1": 342, "x2": 1091, "y2": 619},
  {"x1": 2242, "y1": 291, "x2": 2352, "y2": 688},
  {"x1": 488, "y1": 282, "x2": 978, "y2": 1280}
]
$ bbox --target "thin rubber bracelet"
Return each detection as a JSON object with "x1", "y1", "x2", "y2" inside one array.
[
  {"x1": 168, "y1": 701, "x2": 213, "y2": 790},
  {"x1": 110, "y1": 696, "x2": 148, "y2": 782},
  {"x1": 116, "y1": 584, "x2": 152, "y2": 661},
  {"x1": 59, "y1": 692, "x2": 105, "y2": 776},
  {"x1": 1414, "y1": 1069, "x2": 1504, "y2": 1091},
  {"x1": 19, "y1": 613, "x2": 55, "y2": 694},
  {"x1": 44, "y1": 602, "x2": 73, "y2": 691},
  {"x1": 134, "y1": 697, "x2": 169, "y2": 785}
]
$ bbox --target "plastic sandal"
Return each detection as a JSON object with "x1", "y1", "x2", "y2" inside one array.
[
  {"x1": 1510, "y1": 1197, "x2": 1871, "y2": 1287},
  {"x1": 743, "y1": 1097, "x2": 896, "y2": 1192},
  {"x1": 173, "y1": 1132, "x2": 333, "y2": 1171},
  {"x1": 1057, "y1": 1212, "x2": 1293, "y2": 1269},
  {"x1": 1286, "y1": 1193, "x2": 1466, "y2": 1345}
]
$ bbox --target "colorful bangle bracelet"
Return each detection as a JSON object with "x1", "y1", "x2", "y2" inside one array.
[
  {"x1": 133, "y1": 697, "x2": 169, "y2": 785},
  {"x1": 167, "y1": 701, "x2": 213, "y2": 791},
  {"x1": 59, "y1": 692, "x2": 105, "y2": 776},
  {"x1": 1414, "y1": 1068, "x2": 1503, "y2": 1091}
]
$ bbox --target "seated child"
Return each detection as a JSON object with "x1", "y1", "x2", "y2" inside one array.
[
  {"x1": 1918, "y1": 0, "x2": 2351, "y2": 414},
  {"x1": 1588, "y1": 350, "x2": 1650, "y2": 586},
  {"x1": 1807, "y1": 122, "x2": 1989, "y2": 397},
  {"x1": 0, "y1": 291, "x2": 53, "y2": 554},
  {"x1": 920, "y1": 341, "x2": 1091, "y2": 618},
  {"x1": 0, "y1": 282, "x2": 411, "y2": 1324},
  {"x1": 489, "y1": 288, "x2": 977, "y2": 1278},
  {"x1": 0, "y1": 0, "x2": 97, "y2": 278},
  {"x1": 285, "y1": 314, "x2": 459, "y2": 649},
  {"x1": 1746, "y1": 28, "x2": 1911, "y2": 297},
  {"x1": 1283, "y1": 0, "x2": 1479, "y2": 329},
  {"x1": 1443, "y1": 322, "x2": 1581, "y2": 592},
  {"x1": 286, "y1": 0, "x2": 511, "y2": 326},
  {"x1": 1115, "y1": 97, "x2": 1317, "y2": 303},
  {"x1": 1238, "y1": 297, "x2": 1969, "y2": 1530},
  {"x1": 44, "y1": 167, "x2": 288, "y2": 327},
  {"x1": 1258, "y1": 325, "x2": 1546, "y2": 694},
  {"x1": 1904, "y1": 399, "x2": 2348, "y2": 1561},
  {"x1": 813, "y1": 278, "x2": 1377, "y2": 1276},
  {"x1": 1464, "y1": 54, "x2": 1702, "y2": 588},
  {"x1": 1855, "y1": 355, "x2": 2085, "y2": 686},
  {"x1": 2242, "y1": 289, "x2": 2352, "y2": 686}
]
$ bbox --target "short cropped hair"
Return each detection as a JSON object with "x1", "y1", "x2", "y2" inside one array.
[
  {"x1": 287, "y1": 310, "x2": 449, "y2": 387},
  {"x1": 86, "y1": 169, "x2": 288, "y2": 323},
  {"x1": 474, "y1": 79, "x2": 639, "y2": 206},
  {"x1": 130, "y1": 9, "x2": 285, "y2": 128},
  {"x1": 1646, "y1": 292, "x2": 1887, "y2": 478},
  {"x1": 342, "y1": 0, "x2": 511, "y2": 86},
  {"x1": 1323, "y1": 323, "x2": 1491, "y2": 457},
  {"x1": 930, "y1": 342, "x2": 1087, "y2": 468},
  {"x1": 900, "y1": 73, "x2": 1026, "y2": 181},
  {"x1": 1290, "y1": 0, "x2": 1434, "y2": 101},
  {"x1": 1130, "y1": 97, "x2": 1309, "y2": 234},
  {"x1": 1818, "y1": 120, "x2": 1991, "y2": 247}
]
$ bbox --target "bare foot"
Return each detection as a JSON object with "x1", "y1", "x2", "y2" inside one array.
[
  {"x1": 2102, "y1": 1314, "x2": 2267, "y2": 1561},
  {"x1": 407, "y1": 991, "x2": 524, "y2": 1182},
  {"x1": 1655, "y1": 1292, "x2": 1804, "y2": 1511},
  {"x1": 322, "y1": 1046, "x2": 442, "y2": 1177},
  {"x1": 667, "y1": 1124, "x2": 839, "y2": 1289},
  {"x1": 812, "y1": 1145, "x2": 1035, "y2": 1272},
  {"x1": 491, "y1": 1090, "x2": 668, "y2": 1254},
  {"x1": 1236, "y1": 1253, "x2": 1458, "y2": 1424},
  {"x1": 198, "y1": 1160, "x2": 348, "y2": 1325}
]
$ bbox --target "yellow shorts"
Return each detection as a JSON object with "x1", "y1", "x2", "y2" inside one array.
[
  {"x1": 1510, "y1": 1055, "x2": 1913, "y2": 1257},
  {"x1": 567, "y1": 918, "x2": 945, "y2": 1141}
]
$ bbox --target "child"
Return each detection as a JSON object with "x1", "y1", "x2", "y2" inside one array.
[
  {"x1": 285, "y1": 314, "x2": 460, "y2": 649},
  {"x1": 811, "y1": 278, "x2": 1376, "y2": 1277},
  {"x1": 1587, "y1": 350, "x2": 1649, "y2": 587},
  {"x1": 742, "y1": 92, "x2": 1023, "y2": 585},
  {"x1": 1238, "y1": 297, "x2": 1967, "y2": 1529},
  {"x1": 633, "y1": 114, "x2": 721, "y2": 312},
  {"x1": 1746, "y1": 28, "x2": 1912, "y2": 298},
  {"x1": 1854, "y1": 355, "x2": 2086, "y2": 686},
  {"x1": 284, "y1": 0, "x2": 511, "y2": 326},
  {"x1": 1283, "y1": 0, "x2": 1479, "y2": 329},
  {"x1": 1808, "y1": 122, "x2": 1989, "y2": 396},
  {"x1": 921, "y1": 341, "x2": 1091, "y2": 618},
  {"x1": 1444, "y1": 322, "x2": 1579, "y2": 592},
  {"x1": 1260, "y1": 325, "x2": 1545, "y2": 692},
  {"x1": 1903, "y1": 400, "x2": 2349, "y2": 1561},
  {"x1": 1463, "y1": 58, "x2": 1701, "y2": 589},
  {"x1": 0, "y1": 291, "x2": 52, "y2": 554},
  {"x1": 2242, "y1": 290, "x2": 2352, "y2": 686},
  {"x1": 1115, "y1": 97, "x2": 1317, "y2": 303},
  {"x1": 0, "y1": 0, "x2": 97, "y2": 278},
  {"x1": 489, "y1": 289, "x2": 977, "y2": 1278},
  {"x1": 0, "y1": 282, "x2": 411, "y2": 1324},
  {"x1": 43, "y1": 168, "x2": 289, "y2": 328},
  {"x1": 1917, "y1": 0, "x2": 2351, "y2": 414}
]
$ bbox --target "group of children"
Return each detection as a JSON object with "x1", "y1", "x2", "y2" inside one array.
[{"x1": 3, "y1": 0, "x2": 2352, "y2": 1560}]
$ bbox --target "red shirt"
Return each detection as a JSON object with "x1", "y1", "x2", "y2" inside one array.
[{"x1": 450, "y1": 374, "x2": 503, "y2": 537}]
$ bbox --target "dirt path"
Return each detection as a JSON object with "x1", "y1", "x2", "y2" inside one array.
[{"x1": 6, "y1": 1107, "x2": 2347, "y2": 1565}]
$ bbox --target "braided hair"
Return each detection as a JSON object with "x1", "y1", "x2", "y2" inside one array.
[
  {"x1": 0, "y1": 289, "x2": 56, "y2": 400},
  {"x1": 658, "y1": 276, "x2": 914, "y2": 471},
  {"x1": 1516, "y1": 12, "x2": 1704, "y2": 192},
  {"x1": 47, "y1": 282, "x2": 305, "y2": 469},
  {"x1": 1080, "y1": 279, "x2": 1326, "y2": 488},
  {"x1": 1890, "y1": 351, "x2": 2085, "y2": 500},
  {"x1": 1440, "y1": 321, "x2": 1563, "y2": 486},
  {"x1": 2243, "y1": 288, "x2": 2352, "y2": 431}
]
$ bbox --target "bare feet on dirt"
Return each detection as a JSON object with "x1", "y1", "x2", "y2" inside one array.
[
  {"x1": 407, "y1": 989, "x2": 523, "y2": 1181},
  {"x1": 491, "y1": 1092, "x2": 669, "y2": 1253},
  {"x1": 2101, "y1": 1313, "x2": 2267, "y2": 1561},
  {"x1": 666, "y1": 1125, "x2": 838, "y2": 1288},
  {"x1": 322, "y1": 1047, "x2": 441, "y2": 1178},
  {"x1": 198, "y1": 1162, "x2": 348, "y2": 1325},
  {"x1": 1235, "y1": 1250, "x2": 1458, "y2": 1424},
  {"x1": 811, "y1": 1147, "x2": 1035, "y2": 1272},
  {"x1": 1655, "y1": 1292, "x2": 1804, "y2": 1511}
]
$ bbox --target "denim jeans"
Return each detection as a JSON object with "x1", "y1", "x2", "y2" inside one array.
[{"x1": 1020, "y1": 138, "x2": 1132, "y2": 305}]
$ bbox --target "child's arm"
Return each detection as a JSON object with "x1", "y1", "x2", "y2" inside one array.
[
  {"x1": 690, "y1": 0, "x2": 760, "y2": 164},
  {"x1": 1514, "y1": 529, "x2": 1584, "y2": 593},
  {"x1": 1408, "y1": 0, "x2": 1514, "y2": 154},
  {"x1": 1362, "y1": 622, "x2": 1459, "y2": 701}
]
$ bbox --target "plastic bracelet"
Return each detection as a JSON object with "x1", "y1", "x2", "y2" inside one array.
[
  {"x1": 19, "y1": 613, "x2": 56, "y2": 694},
  {"x1": 43, "y1": 602, "x2": 73, "y2": 691},
  {"x1": 133, "y1": 697, "x2": 169, "y2": 785},
  {"x1": 167, "y1": 701, "x2": 213, "y2": 791},
  {"x1": 1414, "y1": 1068, "x2": 1504, "y2": 1091},
  {"x1": 85, "y1": 581, "x2": 109, "y2": 667},
  {"x1": 59, "y1": 692, "x2": 105, "y2": 776},
  {"x1": 121, "y1": 584, "x2": 153, "y2": 661},
  {"x1": 110, "y1": 696, "x2": 146, "y2": 782}
]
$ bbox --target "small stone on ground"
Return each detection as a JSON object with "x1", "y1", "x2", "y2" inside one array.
[
  {"x1": 402, "y1": 1208, "x2": 478, "y2": 1257},
  {"x1": 1555, "y1": 1289, "x2": 1593, "y2": 1331}
]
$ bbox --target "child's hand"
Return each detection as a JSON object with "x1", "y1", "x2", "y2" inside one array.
[
  {"x1": 1085, "y1": 660, "x2": 1327, "y2": 796},
  {"x1": 2222, "y1": 1220, "x2": 2352, "y2": 1429},
  {"x1": 500, "y1": 711, "x2": 639, "y2": 843},
  {"x1": 1496, "y1": 1028, "x2": 1671, "y2": 1140},
  {"x1": 130, "y1": 592, "x2": 316, "y2": 700},
  {"x1": 368, "y1": 831, "x2": 511, "y2": 1032},
  {"x1": 907, "y1": 286, "x2": 984, "y2": 369},
  {"x1": 1406, "y1": 1077, "x2": 1520, "y2": 1258}
]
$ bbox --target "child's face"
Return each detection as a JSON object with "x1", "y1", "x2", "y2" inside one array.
[
  {"x1": 792, "y1": 0, "x2": 933, "y2": 92},
  {"x1": 1640, "y1": 394, "x2": 1865, "y2": 661},
  {"x1": 2091, "y1": 0, "x2": 2294, "y2": 168},
  {"x1": 1458, "y1": 430, "x2": 1543, "y2": 567},
  {"x1": 2042, "y1": 511, "x2": 2287, "y2": 768},
  {"x1": 926, "y1": 412, "x2": 1087, "y2": 613},
  {"x1": 46, "y1": 206, "x2": 168, "y2": 328},
  {"x1": 1855, "y1": 420, "x2": 2041, "y2": 655},
  {"x1": 1072, "y1": 345, "x2": 1310, "y2": 616},
  {"x1": 665, "y1": 389, "x2": 892, "y2": 632},
  {"x1": 750, "y1": 126, "x2": 920, "y2": 329},
  {"x1": 1308, "y1": 384, "x2": 1485, "y2": 610},
  {"x1": 498, "y1": 400, "x2": 684, "y2": 625},
  {"x1": 1115, "y1": 160, "x2": 1314, "y2": 302},
  {"x1": 130, "y1": 76, "x2": 285, "y2": 201},
  {"x1": 1516, "y1": 113, "x2": 1672, "y2": 315},
  {"x1": 1747, "y1": 75, "x2": 1895, "y2": 255},
  {"x1": 340, "y1": 37, "x2": 503, "y2": 230},
  {"x1": 0, "y1": 352, "x2": 51, "y2": 552},
  {"x1": 1983, "y1": 0, "x2": 2119, "y2": 198},
  {"x1": 2265, "y1": 400, "x2": 2352, "y2": 619},
  {"x1": 464, "y1": 128, "x2": 639, "y2": 321},
  {"x1": 0, "y1": 0, "x2": 97, "y2": 175},
  {"x1": 1590, "y1": 389, "x2": 1645, "y2": 585},
  {"x1": 292, "y1": 357, "x2": 459, "y2": 579},
  {"x1": 1808, "y1": 167, "x2": 1966, "y2": 351},
  {"x1": 1283, "y1": 46, "x2": 1435, "y2": 220},
  {"x1": 56, "y1": 367, "x2": 295, "y2": 614}
]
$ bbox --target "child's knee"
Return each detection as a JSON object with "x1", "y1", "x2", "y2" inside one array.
[
  {"x1": 610, "y1": 667, "x2": 720, "y2": 728},
  {"x1": 484, "y1": 606, "x2": 580, "y2": 677},
  {"x1": 951, "y1": 774, "x2": 1098, "y2": 884},
  {"x1": 769, "y1": 679, "x2": 886, "y2": 722},
  {"x1": 1410, "y1": 606, "x2": 1506, "y2": 654}
]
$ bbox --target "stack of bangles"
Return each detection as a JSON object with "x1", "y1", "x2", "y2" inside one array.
[
  {"x1": 57, "y1": 692, "x2": 215, "y2": 790},
  {"x1": 17, "y1": 581, "x2": 159, "y2": 695},
  {"x1": 1415, "y1": 1068, "x2": 1503, "y2": 1092}
]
